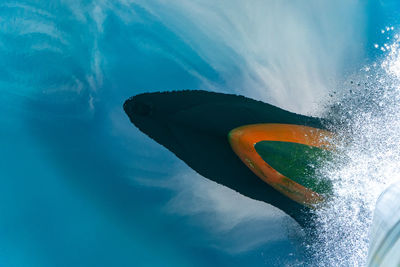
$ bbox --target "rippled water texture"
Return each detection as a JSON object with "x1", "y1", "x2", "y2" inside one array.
[{"x1": 1, "y1": 1, "x2": 400, "y2": 266}]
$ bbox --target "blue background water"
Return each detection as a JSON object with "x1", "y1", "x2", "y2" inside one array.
[{"x1": 1, "y1": 1, "x2": 400, "y2": 266}]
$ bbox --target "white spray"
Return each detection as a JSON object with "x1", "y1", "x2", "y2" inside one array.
[{"x1": 310, "y1": 31, "x2": 400, "y2": 266}]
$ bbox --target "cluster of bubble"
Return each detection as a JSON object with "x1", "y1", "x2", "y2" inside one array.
[{"x1": 308, "y1": 30, "x2": 400, "y2": 266}]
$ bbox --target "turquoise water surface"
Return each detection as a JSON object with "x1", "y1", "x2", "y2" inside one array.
[{"x1": 1, "y1": 1, "x2": 400, "y2": 266}]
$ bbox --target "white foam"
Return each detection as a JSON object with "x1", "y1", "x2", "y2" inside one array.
[{"x1": 310, "y1": 34, "x2": 400, "y2": 266}]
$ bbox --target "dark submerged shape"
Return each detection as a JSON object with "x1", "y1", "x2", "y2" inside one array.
[{"x1": 123, "y1": 90, "x2": 329, "y2": 227}]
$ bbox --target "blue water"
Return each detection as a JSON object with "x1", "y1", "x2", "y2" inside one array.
[{"x1": 1, "y1": 1, "x2": 400, "y2": 266}]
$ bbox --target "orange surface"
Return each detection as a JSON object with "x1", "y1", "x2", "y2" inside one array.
[{"x1": 228, "y1": 123, "x2": 334, "y2": 207}]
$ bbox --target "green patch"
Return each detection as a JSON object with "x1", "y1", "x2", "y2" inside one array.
[{"x1": 254, "y1": 141, "x2": 333, "y2": 195}]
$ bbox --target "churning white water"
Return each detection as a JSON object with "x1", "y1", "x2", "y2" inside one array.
[{"x1": 309, "y1": 32, "x2": 400, "y2": 266}]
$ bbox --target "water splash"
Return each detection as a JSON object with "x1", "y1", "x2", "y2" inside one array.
[{"x1": 310, "y1": 32, "x2": 400, "y2": 266}]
